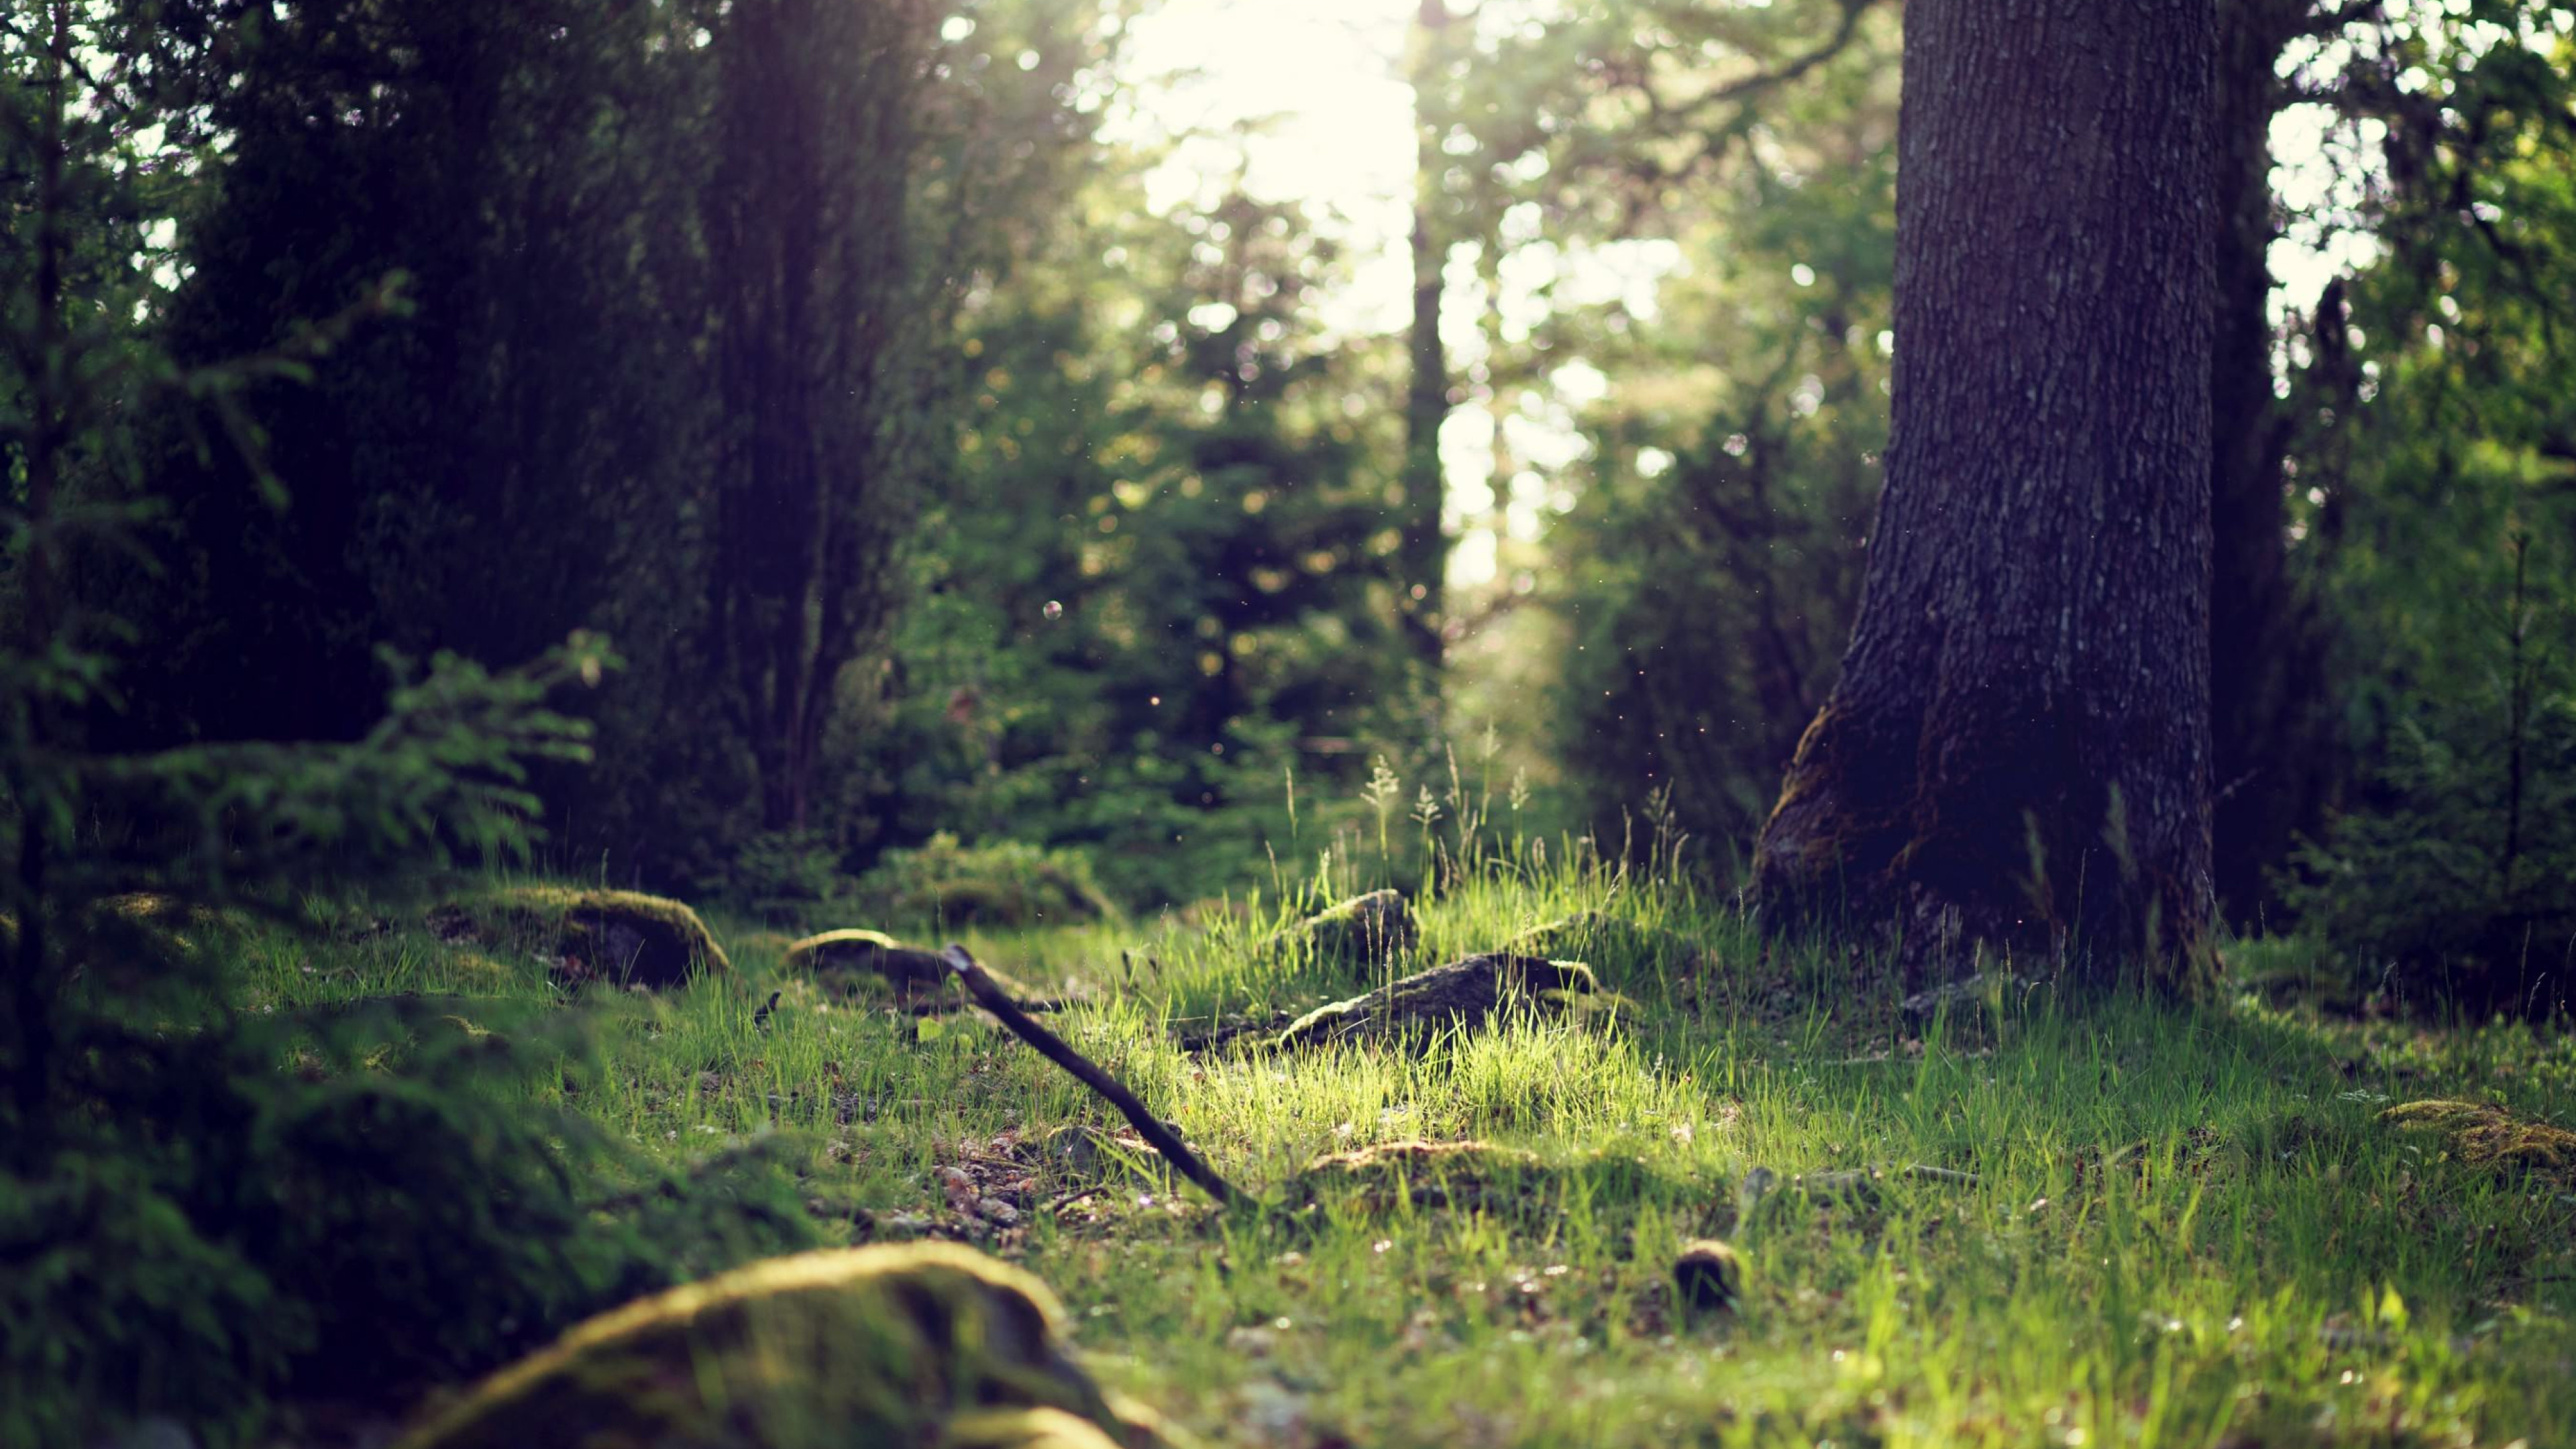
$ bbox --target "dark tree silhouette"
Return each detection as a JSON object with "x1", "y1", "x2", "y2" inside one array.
[{"x1": 1754, "y1": 0, "x2": 2219, "y2": 985}]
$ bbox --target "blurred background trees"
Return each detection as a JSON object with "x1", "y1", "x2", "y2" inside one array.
[{"x1": 9, "y1": 0, "x2": 2573, "y2": 988}]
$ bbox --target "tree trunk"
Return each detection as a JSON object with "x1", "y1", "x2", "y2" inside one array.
[
  {"x1": 1400, "y1": 0, "x2": 1455, "y2": 678},
  {"x1": 2207, "y1": 0, "x2": 2344, "y2": 923},
  {"x1": 706, "y1": 0, "x2": 924, "y2": 835},
  {"x1": 1753, "y1": 0, "x2": 2218, "y2": 985}
]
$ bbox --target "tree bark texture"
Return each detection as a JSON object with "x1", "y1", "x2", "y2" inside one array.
[
  {"x1": 706, "y1": 0, "x2": 929, "y2": 833},
  {"x1": 2207, "y1": 0, "x2": 2342, "y2": 922},
  {"x1": 1754, "y1": 0, "x2": 2219, "y2": 983}
]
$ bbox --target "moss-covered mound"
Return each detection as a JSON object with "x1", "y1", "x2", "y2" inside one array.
[
  {"x1": 1507, "y1": 910, "x2": 1703, "y2": 975},
  {"x1": 1279, "y1": 889, "x2": 1417, "y2": 969},
  {"x1": 1274, "y1": 953, "x2": 1627, "y2": 1049},
  {"x1": 943, "y1": 1407, "x2": 1132, "y2": 1449},
  {"x1": 396, "y1": 1242, "x2": 1179, "y2": 1449},
  {"x1": 2380, "y1": 1099, "x2": 2576, "y2": 1177},
  {"x1": 428, "y1": 885, "x2": 729, "y2": 990},
  {"x1": 784, "y1": 928, "x2": 952, "y2": 998}
]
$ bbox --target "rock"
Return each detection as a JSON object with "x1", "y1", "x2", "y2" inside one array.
[
  {"x1": 2380, "y1": 1098, "x2": 2576, "y2": 1176},
  {"x1": 1282, "y1": 890, "x2": 1417, "y2": 969},
  {"x1": 785, "y1": 928, "x2": 953, "y2": 1000},
  {"x1": 1507, "y1": 910, "x2": 1703, "y2": 973},
  {"x1": 1672, "y1": 1239, "x2": 1743, "y2": 1311},
  {"x1": 396, "y1": 1242, "x2": 1181, "y2": 1449},
  {"x1": 1273, "y1": 953, "x2": 1629, "y2": 1049},
  {"x1": 427, "y1": 886, "x2": 729, "y2": 990}
]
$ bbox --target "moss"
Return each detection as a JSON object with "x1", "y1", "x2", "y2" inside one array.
[
  {"x1": 1273, "y1": 953, "x2": 1626, "y2": 1050},
  {"x1": 429, "y1": 885, "x2": 729, "y2": 990},
  {"x1": 784, "y1": 928, "x2": 952, "y2": 999},
  {"x1": 1277, "y1": 889, "x2": 1417, "y2": 969},
  {"x1": 396, "y1": 1243, "x2": 1175, "y2": 1449},
  {"x1": 943, "y1": 1407, "x2": 1130, "y2": 1449},
  {"x1": 1290, "y1": 1139, "x2": 1545, "y2": 1213},
  {"x1": 2379, "y1": 1099, "x2": 2576, "y2": 1177}
]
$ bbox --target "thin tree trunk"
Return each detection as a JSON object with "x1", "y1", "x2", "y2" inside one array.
[
  {"x1": 1754, "y1": 0, "x2": 2219, "y2": 986},
  {"x1": 2208, "y1": 0, "x2": 2337, "y2": 923},
  {"x1": 1401, "y1": 0, "x2": 1454, "y2": 678}
]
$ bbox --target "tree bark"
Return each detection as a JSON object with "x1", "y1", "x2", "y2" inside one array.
[
  {"x1": 706, "y1": 0, "x2": 925, "y2": 834},
  {"x1": 2207, "y1": 0, "x2": 2345, "y2": 922},
  {"x1": 1400, "y1": 0, "x2": 1455, "y2": 678},
  {"x1": 1753, "y1": 0, "x2": 2218, "y2": 985}
]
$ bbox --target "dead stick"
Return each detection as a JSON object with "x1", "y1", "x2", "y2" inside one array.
[{"x1": 943, "y1": 945, "x2": 1244, "y2": 1209}]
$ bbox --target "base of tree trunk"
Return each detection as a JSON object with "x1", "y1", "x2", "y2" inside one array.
[{"x1": 1756, "y1": 692, "x2": 2217, "y2": 995}]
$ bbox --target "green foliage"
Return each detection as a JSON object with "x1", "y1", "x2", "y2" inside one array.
[
  {"x1": 3, "y1": 995, "x2": 820, "y2": 1448},
  {"x1": 0, "y1": 11, "x2": 809, "y2": 1442},
  {"x1": 1466, "y1": 0, "x2": 1900, "y2": 859},
  {"x1": 2279, "y1": 684, "x2": 2576, "y2": 1009},
  {"x1": 109, "y1": 0, "x2": 1112, "y2": 888},
  {"x1": 853, "y1": 832, "x2": 1118, "y2": 931},
  {"x1": 2270, "y1": 13, "x2": 2576, "y2": 993}
]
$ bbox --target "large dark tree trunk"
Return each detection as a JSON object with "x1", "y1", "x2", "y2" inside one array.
[{"x1": 1753, "y1": 0, "x2": 2219, "y2": 985}]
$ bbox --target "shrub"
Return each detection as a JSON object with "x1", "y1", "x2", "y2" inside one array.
[{"x1": 851, "y1": 833, "x2": 1117, "y2": 929}]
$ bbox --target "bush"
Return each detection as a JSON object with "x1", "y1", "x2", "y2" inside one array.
[
  {"x1": 1, "y1": 996, "x2": 818, "y2": 1448},
  {"x1": 851, "y1": 833, "x2": 1118, "y2": 930},
  {"x1": 2279, "y1": 706, "x2": 2576, "y2": 1013}
]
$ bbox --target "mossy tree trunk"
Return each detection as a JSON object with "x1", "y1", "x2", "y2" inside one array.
[{"x1": 1753, "y1": 0, "x2": 2219, "y2": 986}]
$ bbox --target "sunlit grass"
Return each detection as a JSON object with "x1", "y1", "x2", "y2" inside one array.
[{"x1": 204, "y1": 846, "x2": 2576, "y2": 1448}]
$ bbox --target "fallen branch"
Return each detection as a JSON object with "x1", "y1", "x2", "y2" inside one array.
[{"x1": 943, "y1": 945, "x2": 1244, "y2": 1209}]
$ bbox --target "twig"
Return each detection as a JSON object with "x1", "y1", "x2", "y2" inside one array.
[
  {"x1": 943, "y1": 945, "x2": 1244, "y2": 1208},
  {"x1": 1045, "y1": 1185, "x2": 1109, "y2": 1214}
]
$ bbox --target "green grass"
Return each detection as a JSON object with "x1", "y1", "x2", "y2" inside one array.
[{"x1": 214, "y1": 857, "x2": 2576, "y2": 1448}]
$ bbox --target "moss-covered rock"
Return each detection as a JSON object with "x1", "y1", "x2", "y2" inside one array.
[
  {"x1": 784, "y1": 928, "x2": 952, "y2": 998},
  {"x1": 428, "y1": 885, "x2": 729, "y2": 990},
  {"x1": 1279, "y1": 889, "x2": 1417, "y2": 969},
  {"x1": 2380, "y1": 1098, "x2": 2576, "y2": 1177},
  {"x1": 1273, "y1": 953, "x2": 1628, "y2": 1049},
  {"x1": 943, "y1": 1407, "x2": 1132, "y2": 1449},
  {"x1": 396, "y1": 1242, "x2": 1179, "y2": 1449}
]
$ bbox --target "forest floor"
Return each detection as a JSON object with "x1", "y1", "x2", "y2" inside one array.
[{"x1": 221, "y1": 860, "x2": 2576, "y2": 1448}]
